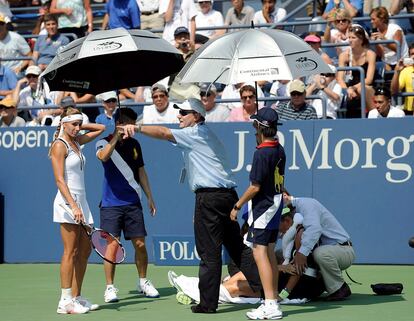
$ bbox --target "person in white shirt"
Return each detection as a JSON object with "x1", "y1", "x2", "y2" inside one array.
[
  {"x1": 142, "y1": 83, "x2": 179, "y2": 124},
  {"x1": 368, "y1": 86, "x2": 405, "y2": 118},
  {"x1": 136, "y1": 0, "x2": 164, "y2": 30},
  {"x1": 195, "y1": 0, "x2": 225, "y2": 39},
  {"x1": 199, "y1": 83, "x2": 230, "y2": 122},
  {"x1": 159, "y1": 0, "x2": 198, "y2": 45},
  {"x1": 253, "y1": 0, "x2": 286, "y2": 26}
]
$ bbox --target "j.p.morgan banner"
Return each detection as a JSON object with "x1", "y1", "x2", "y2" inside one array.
[{"x1": 1, "y1": 118, "x2": 414, "y2": 264}]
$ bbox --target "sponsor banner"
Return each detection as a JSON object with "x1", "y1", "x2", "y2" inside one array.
[{"x1": 152, "y1": 235, "x2": 229, "y2": 266}]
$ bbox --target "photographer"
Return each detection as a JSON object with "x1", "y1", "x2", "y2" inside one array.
[
  {"x1": 174, "y1": 26, "x2": 194, "y2": 60},
  {"x1": 391, "y1": 44, "x2": 414, "y2": 115}
]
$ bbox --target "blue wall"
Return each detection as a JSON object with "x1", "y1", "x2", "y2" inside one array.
[{"x1": 1, "y1": 118, "x2": 414, "y2": 264}]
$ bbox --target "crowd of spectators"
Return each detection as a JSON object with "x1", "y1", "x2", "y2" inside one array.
[{"x1": 0, "y1": 0, "x2": 413, "y2": 129}]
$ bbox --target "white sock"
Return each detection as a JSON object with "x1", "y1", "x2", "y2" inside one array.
[
  {"x1": 265, "y1": 299, "x2": 278, "y2": 306},
  {"x1": 61, "y1": 288, "x2": 72, "y2": 301},
  {"x1": 140, "y1": 278, "x2": 147, "y2": 287},
  {"x1": 106, "y1": 284, "x2": 115, "y2": 290}
]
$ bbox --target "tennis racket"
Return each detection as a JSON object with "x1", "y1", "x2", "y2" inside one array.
[{"x1": 59, "y1": 204, "x2": 126, "y2": 264}]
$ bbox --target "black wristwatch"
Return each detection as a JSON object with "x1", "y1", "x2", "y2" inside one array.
[{"x1": 233, "y1": 204, "x2": 241, "y2": 211}]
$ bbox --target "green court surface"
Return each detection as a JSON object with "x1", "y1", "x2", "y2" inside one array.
[{"x1": 0, "y1": 264, "x2": 412, "y2": 321}]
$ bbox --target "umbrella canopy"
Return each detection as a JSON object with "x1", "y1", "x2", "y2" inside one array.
[
  {"x1": 177, "y1": 29, "x2": 332, "y2": 84},
  {"x1": 42, "y1": 28, "x2": 184, "y2": 94}
]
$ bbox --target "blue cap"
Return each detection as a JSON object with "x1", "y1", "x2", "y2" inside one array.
[
  {"x1": 174, "y1": 26, "x2": 190, "y2": 37},
  {"x1": 250, "y1": 107, "x2": 282, "y2": 127}
]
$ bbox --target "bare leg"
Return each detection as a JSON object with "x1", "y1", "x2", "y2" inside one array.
[
  {"x1": 132, "y1": 237, "x2": 147, "y2": 278},
  {"x1": 72, "y1": 228, "x2": 91, "y2": 297},
  {"x1": 103, "y1": 238, "x2": 121, "y2": 285},
  {"x1": 267, "y1": 243, "x2": 279, "y2": 297},
  {"x1": 60, "y1": 224, "x2": 80, "y2": 290},
  {"x1": 223, "y1": 272, "x2": 261, "y2": 298},
  {"x1": 253, "y1": 244, "x2": 276, "y2": 300}
]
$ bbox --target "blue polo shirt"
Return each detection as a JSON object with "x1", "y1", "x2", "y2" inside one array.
[
  {"x1": 96, "y1": 135, "x2": 144, "y2": 207},
  {"x1": 171, "y1": 122, "x2": 236, "y2": 192},
  {"x1": 106, "y1": 0, "x2": 141, "y2": 29},
  {"x1": 0, "y1": 65, "x2": 17, "y2": 99},
  {"x1": 34, "y1": 33, "x2": 70, "y2": 65},
  {"x1": 248, "y1": 140, "x2": 286, "y2": 230}
]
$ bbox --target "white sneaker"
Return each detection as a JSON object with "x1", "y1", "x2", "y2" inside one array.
[
  {"x1": 167, "y1": 271, "x2": 181, "y2": 291},
  {"x1": 76, "y1": 296, "x2": 99, "y2": 311},
  {"x1": 246, "y1": 303, "x2": 283, "y2": 320},
  {"x1": 104, "y1": 287, "x2": 119, "y2": 303},
  {"x1": 138, "y1": 279, "x2": 160, "y2": 298},
  {"x1": 57, "y1": 298, "x2": 90, "y2": 314}
]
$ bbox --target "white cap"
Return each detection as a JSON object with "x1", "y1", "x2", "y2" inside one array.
[
  {"x1": 25, "y1": 65, "x2": 41, "y2": 76},
  {"x1": 98, "y1": 91, "x2": 117, "y2": 102},
  {"x1": 173, "y1": 98, "x2": 206, "y2": 117}
]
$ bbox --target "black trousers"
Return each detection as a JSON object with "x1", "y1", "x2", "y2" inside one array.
[{"x1": 194, "y1": 188, "x2": 261, "y2": 310}]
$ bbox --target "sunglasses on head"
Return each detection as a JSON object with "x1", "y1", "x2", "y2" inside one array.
[
  {"x1": 200, "y1": 92, "x2": 211, "y2": 97},
  {"x1": 105, "y1": 98, "x2": 117, "y2": 103},
  {"x1": 179, "y1": 109, "x2": 195, "y2": 116}
]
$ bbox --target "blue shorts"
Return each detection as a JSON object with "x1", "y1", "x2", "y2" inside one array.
[
  {"x1": 247, "y1": 228, "x2": 278, "y2": 246},
  {"x1": 100, "y1": 204, "x2": 147, "y2": 240}
]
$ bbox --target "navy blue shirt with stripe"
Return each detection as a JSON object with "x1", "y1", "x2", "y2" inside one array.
[
  {"x1": 97, "y1": 135, "x2": 144, "y2": 208},
  {"x1": 249, "y1": 140, "x2": 286, "y2": 230}
]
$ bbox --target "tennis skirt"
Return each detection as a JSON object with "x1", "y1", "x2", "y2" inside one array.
[{"x1": 53, "y1": 191, "x2": 94, "y2": 225}]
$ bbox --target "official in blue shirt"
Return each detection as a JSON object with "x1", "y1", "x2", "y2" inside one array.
[
  {"x1": 119, "y1": 98, "x2": 262, "y2": 314},
  {"x1": 103, "y1": 0, "x2": 141, "y2": 29},
  {"x1": 0, "y1": 64, "x2": 17, "y2": 99}
]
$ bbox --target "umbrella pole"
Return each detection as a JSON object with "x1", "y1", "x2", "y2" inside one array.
[
  {"x1": 116, "y1": 90, "x2": 122, "y2": 118},
  {"x1": 254, "y1": 81, "x2": 259, "y2": 113}
]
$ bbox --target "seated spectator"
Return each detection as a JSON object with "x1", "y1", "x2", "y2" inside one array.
[
  {"x1": 142, "y1": 83, "x2": 179, "y2": 124},
  {"x1": 31, "y1": 0, "x2": 53, "y2": 36},
  {"x1": 0, "y1": 59, "x2": 17, "y2": 99},
  {"x1": 95, "y1": 91, "x2": 118, "y2": 130},
  {"x1": 50, "y1": 0, "x2": 93, "y2": 39},
  {"x1": 137, "y1": 0, "x2": 164, "y2": 31},
  {"x1": 368, "y1": 86, "x2": 405, "y2": 118},
  {"x1": 0, "y1": 96, "x2": 25, "y2": 127},
  {"x1": 195, "y1": 0, "x2": 225, "y2": 39},
  {"x1": 101, "y1": 0, "x2": 141, "y2": 30},
  {"x1": 390, "y1": 0, "x2": 414, "y2": 32},
  {"x1": 306, "y1": 65, "x2": 343, "y2": 119},
  {"x1": 391, "y1": 45, "x2": 414, "y2": 115},
  {"x1": 228, "y1": 84, "x2": 258, "y2": 122},
  {"x1": 13, "y1": 65, "x2": 59, "y2": 123},
  {"x1": 304, "y1": 33, "x2": 334, "y2": 65},
  {"x1": 224, "y1": 0, "x2": 255, "y2": 33},
  {"x1": 0, "y1": 14, "x2": 32, "y2": 76},
  {"x1": 199, "y1": 83, "x2": 229, "y2": 122},
  {"x1": 370, "y1": 6, "x2": 409, "y2": 75},
  {"x1": 159, "y1": 0, "x2": 198, "y2": 45},
  {"x1": 276, "y1": 80, "x2": 317, "y2": 120},
  {"x1": 323, "y1": 8, "x2": 352, "y2": 59},
  {"x1": 253, "y1": 0, "x2": 286, "y2": 26},
  {"x1": 221, "y1": 82, "x2": 265, "y2": 110},
  {"x1": 51, "y1": 96, "x2": 89, "y2": 126},
  {"x1": 322, "y1": 0, "x2": 363, "y2": 20},
  {"x1": 337, "y1": 25, "x2": 376, "y2": 118},
  {"x1": 32, "y1": 14, "x2": 70, "y2": 71}
]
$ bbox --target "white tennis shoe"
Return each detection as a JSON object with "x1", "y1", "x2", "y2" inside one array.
[
  {"x1": 57, "y1": 298, "x2": 89, "y2": 314},
  {"x1": 246, "y1": 303, "x2": 283, "y2": 320},
  {"x1": 104, "y1": 287, "x2": 119, "y2": 303},
  {"x1": 76, "y1": 296, "x2": 99, "y2": 311},
  {"x1": 138, "y1": 279, "x2": 160, "y2": 298}
]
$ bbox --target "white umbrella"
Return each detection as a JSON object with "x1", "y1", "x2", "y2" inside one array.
[{"x1": 177, "y1": 28, "x2": 332, "y2": 84}]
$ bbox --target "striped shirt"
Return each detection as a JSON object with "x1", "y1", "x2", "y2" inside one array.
[{"x1": 276, "y1": 102, "x2": 317, "y2": 120}]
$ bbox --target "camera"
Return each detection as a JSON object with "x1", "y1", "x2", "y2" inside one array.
[{"x1": 179, "y1": 42, "x2": 188, "y2": 49}]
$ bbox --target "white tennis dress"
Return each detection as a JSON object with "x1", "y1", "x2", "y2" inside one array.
[{"x1": 53, "y1": 137, "x2": 94, "y2": 224}]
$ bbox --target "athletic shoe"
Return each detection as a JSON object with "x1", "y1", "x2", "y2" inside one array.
[
  {"x1": 246, "y1": 303, "x2": 283, "y2": 320},
  {"x1": 76, "y1": 296, "x2": 99, "y2": 311},
  {"x1": 57, "y1": 298, "x2": 89, "y2": 314},
  {"x1": 176, "y1": 291, "x2": 193, "y2": 305},
  {"x1": 167, "y1": 270, "x2": 182, "y2": 291},
  {"x1": 138, "y1": 279, "x2": 160, "y2": 298},
  {"x1": 104, "y1": 287, "x2": 119, "y2": 303}
]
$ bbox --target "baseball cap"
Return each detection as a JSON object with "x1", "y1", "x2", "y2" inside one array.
[
  {"x1": 173, "y1": 98, "x2": 206, "y2": 117},
  {"x1": 289, "y1": 79, "x2": 306, "y2": 94},
  {"x1": 151, "y1": 83, "x2": 168, "y2": 95},
  {"x1": 0, "y1": 97, "x2": 16, "y2": 108},
  {"x1": 304, "y1": 34, "x2": 321, "y2": 43},
  {"x1": 250, "y1": 107, "x2": 282, "y2": 127},
  {"x1": 199, "y1": 83, "x2": 217, "y2": 95},
  {"x1": 25, "y1": 65, "x2": 41, "y2": 76},
  {"x1": 99, "y1": 91, "x2": 117, "y2": 102},
  {"x1": 60, "y1": 96, "x2": 76, "y2": 108},
  {"x1": 0, "y1": 15, "x2": 6, "y2": 24},
  {"x1": 174, "y1": 26, "x2": 190, "y2": 37}
]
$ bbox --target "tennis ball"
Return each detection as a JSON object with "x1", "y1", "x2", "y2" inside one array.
[
  {"x1": 176, "y1": 291, "x2": 192, "y2": 305},
  {"x1": 409, "y1": 237, "x2": 414, "y2": 248}
]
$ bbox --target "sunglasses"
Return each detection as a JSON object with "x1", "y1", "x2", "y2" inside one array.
[
  {"x1": 26, "y1": 74, "x2": 39, "y2": 79},
  {"x1": 152, "y1": 94, "x2": 166, "y2": 99},
  {"x1": 105, "y1": 98, "x2": 117, "y2": 103},
  {"x1": 179, "y1": 109, "x2": 195, "y2": 116},
  {"x1": 321, "y1": 73, "x2": 334, "y2": 77},
  {"x1": 241, "y1": 94, "x2": 255, "y2": 100},
  {"x1": 200, "y1": 92, "x2": 211, "y2": 97},
  {"x1": 335, "y1": 19, "x2": 349, "y2": 24},
  {"x1": 290, "y1": 92, "x2": 304, "y2": 96}
]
